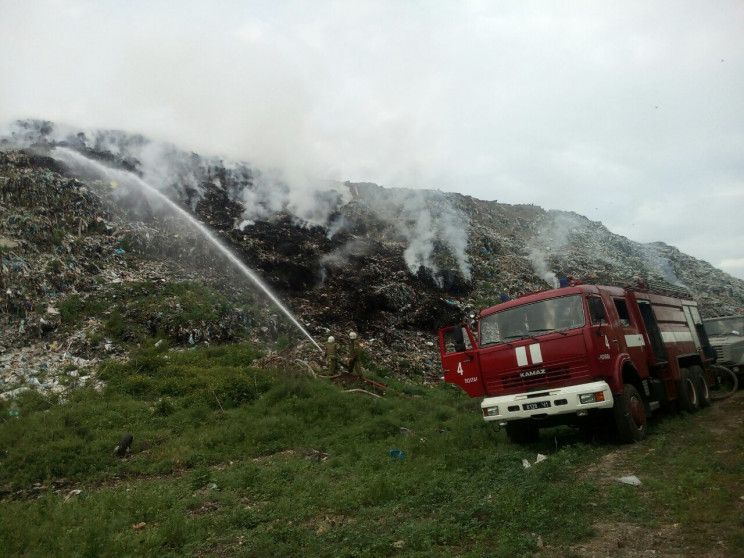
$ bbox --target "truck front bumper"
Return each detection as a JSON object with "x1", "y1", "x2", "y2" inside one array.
[{"x1": 480, "y1": 380, "x2": 614, "y2": 423}]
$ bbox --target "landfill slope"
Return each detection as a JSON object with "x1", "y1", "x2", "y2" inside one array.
[{"x1": 2, "y1": 133, "x2": 744, "y2": 398}]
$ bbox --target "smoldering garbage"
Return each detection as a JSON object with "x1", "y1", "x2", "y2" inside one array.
[{"x1": 1, "y1": 135, "x2": 744, "y2": 401}]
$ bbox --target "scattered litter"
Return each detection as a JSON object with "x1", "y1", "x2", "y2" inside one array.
[
  {"x1": 617, "y1": 475, "x2": 642, "y2": 486},
  {"x1": 64, "y1": 489, "x2": 82, "y2": 502},
  {"x1": 389, "y1": 449, "x2": 406, "y2": 459},
  {"x1": 2, "y1": 136, "x2": 744, "y2": 406},
  {"x1": 132, "y1": 522, "x2": 147, "y2": 530},
  {"x1": 522, "y1": 454, "x2": 547, "y2": 468},
  {"x1": 531, "y1": 533, "x2": 544, "y2": 548},
  {"x1": 114, "y1": 434, "x2": 134, "y2": 457}
]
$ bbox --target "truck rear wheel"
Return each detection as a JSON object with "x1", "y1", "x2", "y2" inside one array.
[
  {"x1": 689, "y1": 365, "x2": 710, "y2": 408},
  {"x1": 613, "y1": 384, "x2": 647, "y2": 443},
  {"x1": 505, "y1": 420, "x2": 539, "y2": 444},
  {"x1": 676, "y1": 367, "x2": 700, "y2": 413}
]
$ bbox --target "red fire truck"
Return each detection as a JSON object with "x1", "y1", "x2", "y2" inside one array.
[{"x1": 438, "y1": 281, "x2": 716, "y2": 443}]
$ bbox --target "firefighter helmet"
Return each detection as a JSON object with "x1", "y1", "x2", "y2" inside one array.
[
  {"x1": 350, "y1": 332, "x2": 358, "y2": 339},
  {"x1": 328, "y1": 336, "x2": 335, "y2": 343}
]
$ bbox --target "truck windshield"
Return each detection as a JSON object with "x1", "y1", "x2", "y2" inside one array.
[
  {"x1": 703, "y1": 316, "x2": 744, "y2": 337},
  {"x1": 479, "y1": 294, "x2": 586, "y2": 346}
]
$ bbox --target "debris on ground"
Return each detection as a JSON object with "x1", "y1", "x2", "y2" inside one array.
[
  {"x1": 2, "y1": 123, "x2": 744, "y2": 401},
  {"x1": 617, "y1": 475, "x2": 642, "y2": 486}
]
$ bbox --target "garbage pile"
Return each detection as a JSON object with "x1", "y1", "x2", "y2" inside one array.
[{"x1": 2, "y1": 122, "x2": 744, "y2": 400}]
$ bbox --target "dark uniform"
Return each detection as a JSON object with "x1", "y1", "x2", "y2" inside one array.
[
  {"x1": 348, "y1": 334, "x2": 362, "y2": 374},
  {"x1": 325, "y1": 337, "x2": 338, "y2": 375}
]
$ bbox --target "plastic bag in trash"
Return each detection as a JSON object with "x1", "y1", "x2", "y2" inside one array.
[{"x1": 617, "y1": 475, "x2": 642, "y2": 486}]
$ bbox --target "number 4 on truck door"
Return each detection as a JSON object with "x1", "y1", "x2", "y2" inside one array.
[{"x1": 439, "y1": 324, "x2": 485, "y2": 397}]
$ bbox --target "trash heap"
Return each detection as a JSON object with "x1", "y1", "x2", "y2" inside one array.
[{"x1": 2, "y1": 122, "x2": 744, "y2": 400}]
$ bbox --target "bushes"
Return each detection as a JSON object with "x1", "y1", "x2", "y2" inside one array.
[{"x1": 53, "y1": 280, "x2": 257, "y2": 347}]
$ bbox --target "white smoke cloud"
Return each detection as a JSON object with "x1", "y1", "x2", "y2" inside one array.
[
  {"x1": 347, "y1": 186, "x2": 472, "y2": 280},
  {"x1": 320, "y1": 238, "x2": 372, "y2": 268},
  {"x1": 525, "y1": 211, "x2": 590, "y2": 288},
  {"x1": 527, "y1": 247, "x2": 559, "y2": 289},
  {"x1": 319, "y1": 238, "x2": 373, "y2": 285},
  {"x1": 437, "y1": 204, "x2": 472, "y2": 281},
  {"x1": 641, "y1": 243, "x2": 687, "y2": 288},
  {"x1": 1, "y1": 120, "x2": 473, "y2": 284},
  {"x1": 402, "y1": 209, "x2": 436, "y2": 275},
  {"x1": 325, "y1": 214, "x2": 350, "y2": 239}
]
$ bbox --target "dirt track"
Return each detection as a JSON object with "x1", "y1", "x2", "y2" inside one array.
[{"x1": 554, "y1": 390, "x2": 744, "y2": 558}]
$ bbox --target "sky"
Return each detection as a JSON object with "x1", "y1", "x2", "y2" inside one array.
[{"x1": 1, "y1": 0, "x2": 743, "y2": 279}]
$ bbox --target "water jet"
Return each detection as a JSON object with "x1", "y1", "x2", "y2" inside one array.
[{"x1": 52, "y1": 146, "x2": 323, "y2": 353}]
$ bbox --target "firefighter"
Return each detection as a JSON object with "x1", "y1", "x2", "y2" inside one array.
[
  {"x1": 325, "y1": 336, "x2": 339, "y2": 375},
  {"x1": 348, "y1": 331, "x2": 362, "y2": 374}
]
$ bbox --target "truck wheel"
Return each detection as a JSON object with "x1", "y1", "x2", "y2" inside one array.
[
  {"x1": 690, "y1": 365, "x2": 711, "y2": 408},
  {"x1": 613, "y1": 384, "x2": 647, "y2": 443},
  {"x1": 676, "y1": 367, "x2": 700, "y2": 413},
  {"x1": 505, "y1": 420, "x2": 539, "y2": 444}
]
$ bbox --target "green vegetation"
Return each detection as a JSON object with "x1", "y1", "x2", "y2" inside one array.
[
  {"x1": 51, "y1": 227, "x2": 66, "y2": 246},
  {"x1": 0, "y1": 342, "x2": 741, "y2": 557},
  {"x1": 54, "y1": 280, "x2": 254, "y2": 345}
]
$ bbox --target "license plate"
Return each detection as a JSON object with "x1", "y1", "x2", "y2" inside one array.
[{"x1": 523, "y1": 401, "x2": 551, "y2": 411}]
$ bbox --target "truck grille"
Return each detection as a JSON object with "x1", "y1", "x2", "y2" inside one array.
[
  {"x1": 712, "y1": 344, "x2": 730, "y2": 362},
  {"x1": 501, "y1": 367, "x2": 572, "y2": 390}
]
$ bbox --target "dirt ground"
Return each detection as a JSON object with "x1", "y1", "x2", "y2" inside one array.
[{"x1": 547, "y1": 390, "x2": 744, "y2": 558}]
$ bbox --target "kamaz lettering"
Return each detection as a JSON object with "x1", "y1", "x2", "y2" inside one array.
[{"x1": 519, "y1": 369, "x2": 546, "y2": 378}]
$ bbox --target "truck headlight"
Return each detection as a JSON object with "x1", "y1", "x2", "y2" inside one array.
[
  {"x1": 579, "y1": 391, "x2": 605, "y2": 404},
  {"x1": 483, "y1": 406, "x2": 499, "y2": 417}
]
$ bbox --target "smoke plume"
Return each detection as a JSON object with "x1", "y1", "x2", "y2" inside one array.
[{"x1": 1, "y1": 119, "x2": 473, "y2": 285}]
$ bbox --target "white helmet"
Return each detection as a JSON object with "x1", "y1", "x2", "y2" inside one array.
[
  {"x1": 350, "y1": 332, "x2": 358, "y2": 339},
  {"x1": 328, "y1": 336, "x2": 335, "y2": 343}
]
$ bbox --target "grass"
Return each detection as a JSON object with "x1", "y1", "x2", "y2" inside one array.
[
  {"x1": 54, "y1": 280, "x2": 257, "y2": 347},
  {"x1": 0, "y1": 342, "x2": 741, "y2": 557},
  {"x1": 608, "y1": 409, "x2": 744, "y2": 550}
]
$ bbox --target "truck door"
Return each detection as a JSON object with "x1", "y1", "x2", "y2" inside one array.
[
  {"x1": 588, "y1": 295, "x2": 622, "y2": 366},
  {"x1": 612, "y1": 297, "x2": 650, "y2": 374},
  {"x1": 638, "y1": 300, "x2": 667, "y2": 362},
  {"x1": 439, "y1": 324, "x2": 485, "y2": 397},
  {"x1": 681, "y1": 304, "x2": 703, "y2": 353}
]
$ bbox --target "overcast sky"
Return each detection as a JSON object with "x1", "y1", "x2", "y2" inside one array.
[{"x1": 2, "y1": 0, "x2": 743, "y2": 279}]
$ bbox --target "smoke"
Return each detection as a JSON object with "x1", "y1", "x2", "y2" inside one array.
[
  {"x1": 320, "y1": 239, "x2": 372, "y2": 268},
  {"x1": 1, "y1": 119, "x2": 472, "y2": 284},
  {"x1": 318, "y1": 238, "x2": 373, "y2": 285},
  {"x1": 49, "y1": 145, "x2": 323, "y2": 352},
  {"x1": 402, "y1": 210, "x2": 437, "y2": 275},
  {"x1": 641, "y1": 243, "x2": 687, "y2": 287},
  {"x1": 526, "y1": 211, "x2": 589, "y2": 288},
  {"x1": 527, "y1": 247, "x2": 559, "y2": 288},
  {"x1": 325, "y1": 214, "x2": 350, "y2": 239},
  {"x1": 436, "y1": 203, "x2": 471, "y2": 281},
  {"x1": 349, "y1": 185, "x2": 472, "y2": 281}
]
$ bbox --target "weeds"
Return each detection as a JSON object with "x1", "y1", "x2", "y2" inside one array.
[{"x1": 0, "y1": 343, "x2": 741, "y2": 557}]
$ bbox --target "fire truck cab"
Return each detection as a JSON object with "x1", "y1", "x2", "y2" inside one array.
[{"x1": 439, "y1": 282, "x2": 715, "y2": 443}]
